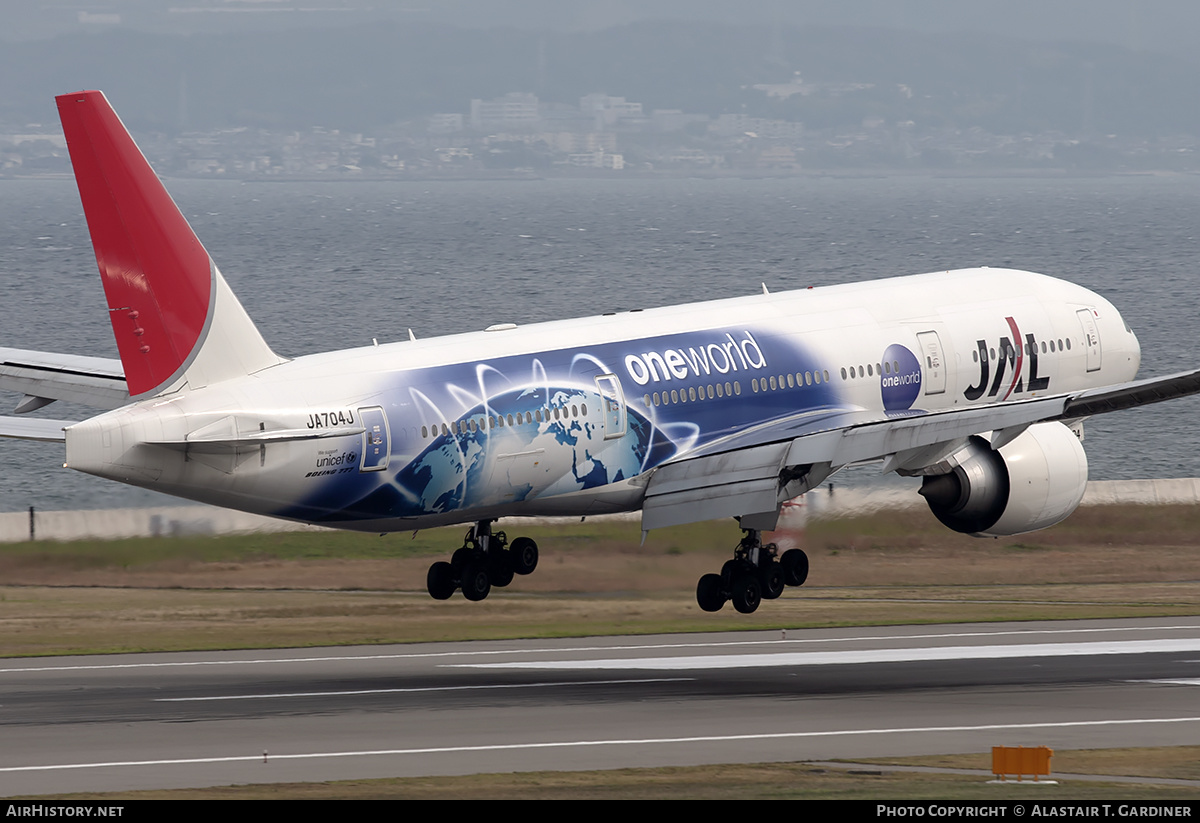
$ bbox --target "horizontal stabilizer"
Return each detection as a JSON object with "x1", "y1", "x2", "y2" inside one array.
[
  {"x1": 0, "y1": 416, "x2": 74, "y2": 442},
  {"x1": 0, "y1": 347, "x2": 128, "y2": 410}
]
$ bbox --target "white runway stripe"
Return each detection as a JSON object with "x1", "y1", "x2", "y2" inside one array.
[
  {"x1": 454, "y1": 638, "x2": 1200, "y2": 670},
  {"x1": 4, "y1": 717, "x2": 1200, "y2": 774},
  {"x1": 154, "y1": 677, "x2": 693, "y2": 702},
  {"x1": 2, "y1": 625, "x2": 1197, "y2": 674}
]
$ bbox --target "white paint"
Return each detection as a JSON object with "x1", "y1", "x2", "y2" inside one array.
[
  {"x1": 455, "y1": 638, "x2": 1200, "y2": 671},
  {"x1": 153, "y1": 677, "x2": 692, "y2": 702},
  {"x1": 3, "y1": 717, "x2": 1199, "y2": 775},
  {"x1": 3, "y1": 625, "x2": 1198, "y2": 675}
]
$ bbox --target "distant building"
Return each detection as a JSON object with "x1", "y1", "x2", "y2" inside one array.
[
  {"x1": 470, "y1": 93, "x2": 540, "y2": 131},
  {"x1": 428, "y1": 113, "x2": 464, "y2": 134},
  {"x1": 567, "y1": 150, "x2": 624, "y2": 170},
  {"x1": 579, "y1": 94, "x2": 643, "y2": 129}
]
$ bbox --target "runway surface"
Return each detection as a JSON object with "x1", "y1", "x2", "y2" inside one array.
[{"x1": 2, "y1": 617, "x2": 1200, "y2": 796}]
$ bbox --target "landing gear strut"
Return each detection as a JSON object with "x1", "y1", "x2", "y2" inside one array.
[
  {"x1": 426, "y1": 520, "x2": 539, "y2": 601},
  {"x1": 695, "y1": 528, "x2": 808, "y2": 614}
]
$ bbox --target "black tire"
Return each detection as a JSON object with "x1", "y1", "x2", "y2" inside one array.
[
  {"x1": 696, "y1": 573, "x2": 725, "y2": 612},
  {"x1": 426, "y1": 561, "x2": 456, "y2": 600},
  {"x1": 450, "y1": 547, "x2": 472, "y2": 570},
  {"x1": 731, "y1": 574, "x2": 761, "y2": 614},
  {"x1": 489, "y1": 554, "x2": 515, "y2": 588},
  {"x1": 720, "y1": 558, "x2": 744, "y2": 580},
  {"x1": 759, "y1": 562, "x2": 785, "y2": 600},
  {"x1": 781, "y1": 549, "x2": 809, "y2": 587},
  {"x1": 460, "y1": 563, "x2": 491, "y2": 602},
  {"x1": 511, "y1": 536, "x2": 539, "y2": 575}
]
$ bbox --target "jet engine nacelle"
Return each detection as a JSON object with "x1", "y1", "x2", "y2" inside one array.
[{"x1": 919, "y1": 422, "x2": 1088, "y2": 537}]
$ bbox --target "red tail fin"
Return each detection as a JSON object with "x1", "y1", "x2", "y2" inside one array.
[{"x1": 57, "y1": 91, "x2": 280, "y2": 397}]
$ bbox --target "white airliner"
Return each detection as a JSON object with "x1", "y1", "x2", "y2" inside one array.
[{"x1": 3, "y1": 91, "x2": 1200, "y2": 614}]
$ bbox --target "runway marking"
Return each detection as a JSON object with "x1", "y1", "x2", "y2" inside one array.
[
  {"x1": 153, "y1": 677, "x2": 693, "y2": 702},
  {"x1": 3, "y1": 717, "x2": 1200, "y2": 775},
  {"x1": 454, "y1": 638, "x2": 1200, "y2": 670},
  {"x1": 1131, "y1": 679, "x2": 1200, "y2": 687},
  {"x1": 2, "y1": 624, "x2": 1198, "y2": 674}
]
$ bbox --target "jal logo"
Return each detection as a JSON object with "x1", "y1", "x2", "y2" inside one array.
[
  {"x1": 963, "y1": 316, "x2": 1050, "y2": 402},
  {"x1": 880, "y1": 343, "x2": 922, "y2": 410}
]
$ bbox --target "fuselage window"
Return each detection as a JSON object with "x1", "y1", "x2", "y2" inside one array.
[
  {"x1": 858, "y1": 365, "x2": 865, "y2": 378},
  {"x1": 769, "y1": 376, "x2": 777, "y2": 390},
  {"x1": 1049, "y1": 340, "x2": 1055, "y2": 352},
  {"x1": 972, "y1": 349, "x2": 978, "y2": 363},
  {"x1": 1065, "y1": 339, "x2": 1071, "y2": 350},
  {"x1": 1041, "y1": 341, "x2": 1048, "y2": 354},
  {"x1": 752, "y1": 379, "x2": 760, "y2": 393},
  {"x1": 653, "y1": 392, "x2": 660, "y2": 406},
  {"x1": 840, "y1": 367, "x2": 847, "y2": 380},
  {"x1": 468, "y1": 420, "x2": 477, "y2": 433},
  {"x1": 1058, "y1": 339, "x2": 1064, "y2": 351},
  {"x1": 893, "y1": 361, "x2": 899, "y2": 374},
  {"x1": 990, "y1": 348, "x2": 996, "y2": 360},
  {"x1": 823, "y1": 370, "x2": 829, "y2": 382},
  {"x1": 421, "y1": 425, "x2": 428, "y2": 438},
  {"x1": 441, "y1": 423, "x2": 449, "y2": 436},
  {"x1": 689, "y1": 387, "x2": 696, "y2": 402},
  {"x1": 507, "y1": 414, "x2": 515, "y2": 426},
  {"x1": 734, "y1": 381, "x2": 741, "y2": 395},
  {"x1": 707, "y1": 385, "x2": 714, "y2": 399},
  {"x1": 786, "y1": 373, "x2": 795, "y2": 389},
  {"x1": 581, "y1": 404, "x2": 587, "y2": 417},
  {"x1": 644, "y1": 394, "x2": 651, "y2": 408},
  {"x1": 535, "y1": 410, "x2": 542, "y2": 423},
  {"x1": 671, "y1": 389, "x2": 679, "y2": 404},
  {"x1": 716, "y1": 383, "x2": 724, "y2": 398},
  {"x1": 725, "y1": 381, "x2": 733, "y2": 396}
]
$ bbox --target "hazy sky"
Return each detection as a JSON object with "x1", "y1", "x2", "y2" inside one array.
[{"x1": 2, "y1": 0, "x2": 1198, "y2": 58}]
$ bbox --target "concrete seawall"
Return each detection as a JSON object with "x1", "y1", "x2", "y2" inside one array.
[{"x1": 2, "y1": 478, "x2": 1199, "y2": 543}]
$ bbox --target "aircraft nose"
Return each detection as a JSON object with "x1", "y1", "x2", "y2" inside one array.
[{"x1": 1125, "y1": 316, "x2": 1142, "y2": 377}]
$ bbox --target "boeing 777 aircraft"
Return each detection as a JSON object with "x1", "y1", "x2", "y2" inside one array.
[{"x1": 3, "y1": 91, "x2": 1200, "y2": 614}]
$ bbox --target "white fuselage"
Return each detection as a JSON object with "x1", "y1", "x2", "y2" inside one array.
[{"x1": 63, "y1": 268, "x2": 1140, "y2": 532}]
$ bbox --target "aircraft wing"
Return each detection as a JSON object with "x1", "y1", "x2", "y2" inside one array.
[
  {"x1": 641, "y1": 367, "x2": 1200, "y2": 531},
  {"x1": 0, "y1": 347, "x2": 129, "y2": 412}
]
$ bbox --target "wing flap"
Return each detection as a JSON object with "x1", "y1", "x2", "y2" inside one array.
[{"x1": 643, "y1": 443, "x2": 789, "y2": 530}]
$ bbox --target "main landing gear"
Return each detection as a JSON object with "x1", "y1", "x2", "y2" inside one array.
[
  {"x1": 695, "y1": 528, "x2": 808, "y2": 614},
  {"x1": 426, "y1": 520, "x2": 538, "y2": 601}
]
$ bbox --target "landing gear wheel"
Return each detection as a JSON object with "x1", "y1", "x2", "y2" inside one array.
[
  {"x1": 731, "y1": 574, "x2": 761, "y2": 614},
  {"x1": 511, "y1": 537, "x2": 539, "y2": 576},
  {"x1": 450, "y1": 547, "x2": 472, "y2": 570},
  {"x1": 427, "y1": 561, "x2": 456, "y2": 600},
  {"x1": 759, "y1": 562, "x2": 785, "y2": 600},
  {"x1": 781, "y1": 548, "x2": 809, "y2": 587},
  {"x1": 696, "y1": 573, "x2": 726, "y2": 612},
  {"x1": 460, "y1": 563, "x2": 491, "y2": 602},
  {"x1": 488, "y1": 554, "x2": 515, "y2": 588}
]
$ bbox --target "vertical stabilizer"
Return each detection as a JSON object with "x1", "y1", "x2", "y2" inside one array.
[{"x1": 56, "y1": 90, "x2": 283, "y2": 399}]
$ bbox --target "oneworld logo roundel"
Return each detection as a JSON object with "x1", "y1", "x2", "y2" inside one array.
[{"x1": 880, "y1": 343, "x2": 922, "y2": 410}]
